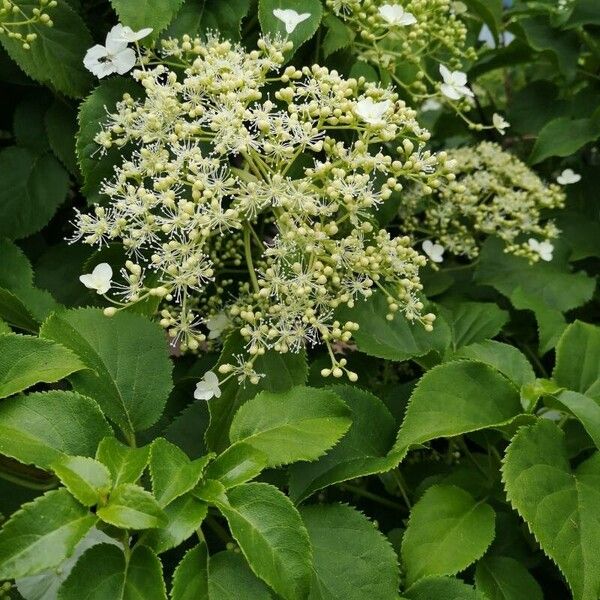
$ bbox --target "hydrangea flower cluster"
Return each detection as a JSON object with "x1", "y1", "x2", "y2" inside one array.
[
  {"x1": 0, "y1": 0, "x2": 56, "y2": 49},
  {"x1": 399, "y1": 142, "x2": 565, "y2": 262},
  {"x1": 325, "y1": 0, "x2": 477, "y2": 105},
  {"x1": 73, "y1": 34, "x2": 456, "y2": 382}
]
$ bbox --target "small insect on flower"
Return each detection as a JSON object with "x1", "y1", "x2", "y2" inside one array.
[
  {"x1": 528, "y1": 238, "x2": 554, "y2": 262},
  {"x1": 422, "y1": 240, "x2": 445, "y2": 263},
  {"x1": 378, "y1": 4, "x2": 417, "y2": 26},
  {"x1": 492, "y1": 113, "x2": 510, "y2": 135},
  {"x1": 194, "y1": 371, "x2": 222, "y2": 401},
  {"x1": 79, "y1": 263, "x2": 113, "y2": 294},
  {"x1": 272, "y1": 8, "x2": 311, "y2": 34},
  {"x1": 354, "y1": 97, "x2": 392, "y2": 125},
  {"x1": 439, "y1": 64, "x2": 474, "y2": 100},
  {"x1": 556, "y1": 169, "x2": 581, "y2": 185},
  {"x1": 83, "y1": 24, "x2": 137, "y2": 78}
]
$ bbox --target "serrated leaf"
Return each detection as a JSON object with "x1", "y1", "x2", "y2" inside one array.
[
  {"x1": 475, "y1": 555, "x2": 543, "y2": 600},
  {"x1": 45, "y1": 100, "x2": 79, "y2": 176},
  {"x1": 205, "y1": 443, "x2": 268, "y2": 489},
  {"x1": 554, "y1": 390, "x2": 600, "y2": 451},
  {"x1": 149, "y1": 438, "x2": 211, "y2": 507},
  {"x1": 405, "y1": 576, "x2": 484, "y2": 600},
  {"x1": 392, "y1": 361, "x2": 523, "y2": 458},
  {"x1": 322, "y1": 13, "x2": 354, "y2": 57},
  {"x1": 58, "y1": 544, "x2": 166, "y2": 600},
  {"x1": 441, "y1": 302, "x2": 509, "y2": 350},
  {"x1": 140, "y1": 495, "x2": 208, "y2": 554},
  {"x1": 0, "y1": 390, "x2": 111, "y2": 469},
  {"x1": 401, "y1": 485, "x2": 495, "y2": 586},
  {"x1": 0, "y1": 0, "x2": 93, "y2": 97},
  {"x1": 259, "y1": 0, "x2": 323, "y2": 54},
  {"x1": 300, "y1": 503, "x2": 399, "y2": 600},
  {"x1": 110, "y1": 0, "x2": 185, "y2": 36},
  {"x1": 41, "y1": 308, "x2": 173, "y2": 437},
  {"x1": 553, "y1": 320, "x2": 600, "y2": 400},
  {"x1": 171, "y1": 543, "x2": 209, "y2": 600},
  {"x1": 289, "y1": 385, "x2": 398, "y2": 503},
  {"x1": 229, "y1": 386, "x2": 351, "y2": 467},
  {"x1": 217, "y1": 482, "x2": 312, "y2": 600},
  {"x1": 77, "y1": 79, "x2": 142, "y2": 203},
  {"x1": 0, "y1": 489, "x2": 96, "y2": 580},
  {"x1": 13, "y1": 95, "x2": 51, "y2": 151},
  {"x1": 0, "y1": 147, "x2": 69, "y2": 240},
  {"x1": 206, "y1": 331, "x2": 308, "y2": 453},
  {"x1": 97, "y1": 483, "x2": 166, "y2": 530},
  {"x1": 336, "y1": 292, "x2": 451, "y2": 361},
  {"x1": 52, "y1": 456, "x2": 112, "y2": 508},
  {"x1": 200, "y1": 0, "x2": 251, "y2": 40},
  {"x1": 96, "y1": 437, "x2": 150, "y2": 487},
  {"x1": 502, "y1": 420, "x2": 600, "y2": 600},
  {"x1": 0, "y1": 334, "x2": 85, "y2": 399}
]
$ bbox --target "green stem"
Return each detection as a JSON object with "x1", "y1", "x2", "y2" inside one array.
[
  {"x1": 341, "y1": 483, "x2": 405, "y2": 511},
  {"x1": 243, "y1": 225, "x2": 260, "y2": 294}
]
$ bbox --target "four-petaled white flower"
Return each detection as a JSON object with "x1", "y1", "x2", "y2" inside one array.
[
  {"x1": 79, "y1": 263, "x2": 113, "y2": 294},
  {"x1": 355, "y1": 97, "x2": 392, "y2": 125},
  {"x1": 113, "y1": 24, "x2": 153, "y2": 43},
  {"x1": 206, "y1": 312, "x2": 229, "y2": 340},
  {"x1": 556, "y1": 169, "x2": 581, "y2": 185},
  {"x1": 83, "y1": 24, "x2": 136, "y2": 78},
  {"x1": 493, "y1": 113, "x2": 510, "y2": 135},
  {"x1": 528, "y1": 238, "x2": 554, "y2": 262},
  {"x1": 378, "y1": 4, "x2": 417, "y2": 26},
  {"x1": 272, "y1": 8, "x2": 311, "y2": 34},
  {"x1": 439, "y1": 65, "x2": 474, "y2": 100},
  {"x1": 194, "y1": 371, "x2": 222, "y2": 401},
  {"x1": 422, "y1": 240, "x2": 445, "y2": 263}
]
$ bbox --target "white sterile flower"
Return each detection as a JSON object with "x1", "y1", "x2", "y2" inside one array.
[
  {"x1": 83, "y1": 25, "x2": 136, "y2": 78},
  {"x1": 194, "y1": 371, "x2": 221, "y2": 401},
  {"x1": 422, "y1": 240, "x2": 445, "y2": 263},
  {"x1": 421, "y1": 98, "x2": 442, "y2": 112},
  {"x1": 206, "y1": 312, "x2": 229, "y2": 339},
  {"x1": 272, "y1": 8, "x2": 311, "y2": 34},
  {"x1": 378, "y1": 4, "x2": 417, "y2": 26},
  {"x1": 493, "y1": 113, "x2": 510, "y2": 135},
  {"x1": 79, "y1": 263, "x2": 113, "y2": 294},
  {"x1": 439, "y1": 64, "x2": 474, "y2": 100},
  {"x1": 556, "y1": 168, "x2": 581, "y2": 185},
  {"x1": 355, "y1": 97, "x2": 392, "y2": 125},
  {"x1": 113, "y1": 24, "x2": 153, "y2": 43},
  {"x1": 528, "y1": 238, "x2": 554, "y2": 262}
]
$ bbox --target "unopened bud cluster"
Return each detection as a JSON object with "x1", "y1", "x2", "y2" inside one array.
[
  {"x1": 72, "y1": 34, "x2": 453, "y2": 379},
  {"x1": 0, "y1": 0, "x2": 56, "y2": 49}
]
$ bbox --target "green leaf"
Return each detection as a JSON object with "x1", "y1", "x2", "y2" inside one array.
[
  {"x1": 566, "y1": 0, "x2": 600, "y2": 27},
  {"x1": 206, "y1": 330, "x2": 308, "y2": 453},
  {"x1": 52, "y1": 456, "x2": 112, "y2": 507},
  {"x1": 259, "y1": 0, "x2": 323, "y2": 54},
  {"x1": 41, "y1": 308, "x2": 173, "y2": 436},
  {"x1": 0, "y1": 147, "x2": 69, "y2": 240},
  {"x1": 529, "y1": 115, "x2": 600, "y2": 163},
  {"x1": 205, "y1": 443, "x2": 268, "y2": 489},
  {"x1": 554, "y1": 390, "x2": 600, "y2": 451},
  {"x1": 229, "y1": 386, "x2": 351, "y2": 467},
  {"x1": 149, "y1": 438, "x2": 211, "y2": 507},
  {"x1": 77, "y1": 79, "x2": 142, "y2": 203},
  {"x1": 441, "y1": 302, "x2": 509, "y2": 350},
  {"x1": 475, "y1": 555, "x2": 543, "y2": 600},
  {"x1": 0, "y1": 0, "x2": 93, "y2": 97},
  {"x1": 401, "y1": 485, "x2": 495, "y2": 586},
  {"x1": 336, "y1": 292, "x2": 451, "y2": 361},
  {"x1": 502, "y1": 420, "x2": 600, "y2": 600},
  {"x1": 322, "y1": 13, "x2": 354, "y2": 57},
  {"x1": 0, "y1": 390, "x2": 111, "y2": 469},
  {"x1": 392, "y1": 361, "x2": 523, "y2": 458},
  {"x1": 300, "y1": 503, "x2": 399, "y2": 600},
  {"x1": 97, "y1": 484, "x2": 166, "y2": 530},
  {"x1": 140, "y1": 495, "x2": 208, "y2": 554},
  {"x1": 45, "y1": 100, "x2": 79, "y2": 176},
  {"x1": 171, "y1": 543, "x2": 209, "y2": 600},
  {"x1": 217, "y1": 482, "x2": 312, "y2": 600},
  {"x1": 553, "y1": 321, "x2": 600, "y2": 399},
  {"x1": 13, "y1": 94, "x2": 51, "y2": 151},
  {"x1": 289, "y1": 385, "x2": 398, "y2": 503},
  {"x1": 96, "y1": 437, "x2": 150, "y2": 487},
  {"x1": 405, "y1": 576, "x2": 483, "y2": 600},
  {"x1": 463, "y1": 0, "x2": 502, "y2": 38},
  {"x1": 200, "y1": 0, "x2": 252, "y2": 40},
  {"x1": 110, "y1": 0, "x2": 185, "y2": 35},
  {"x1": 0, "y1": 489, "x2": 96, "y2": 580},
  {"x1": 0, "y1": 334, "x2": 85, "y2": 399},
  {"x1": 452, "y1": 341, "x2": 535, "y2": 389},
  {"x1": 58, "y1": 544, "x2": 167, "y2": 600}
]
